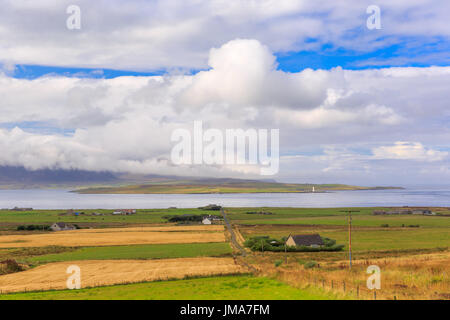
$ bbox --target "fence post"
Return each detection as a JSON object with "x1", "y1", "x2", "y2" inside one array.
[
  {"x1": 343, "y1": 281, "x2": 346, "y2": 292},
  {"x1": 322, "y1": 279, "x2": 325, "y2": 288},
  {"x1": 357, "y1": 285, "x2": 359, "y2": 298},
  {"x1": 331, "y1": 280, "x2": 334, "y2": 289},
  {"x1": 374, "y1": 291, "x2": 377, "y2": 300}
]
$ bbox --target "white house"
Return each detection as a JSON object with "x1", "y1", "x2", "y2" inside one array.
[
  {"x1": 202, "y1": 217, "x2": 212, "y2": 225},
  {"x1": 50, "y1": 222, "x2": 76, "y2": 231}
]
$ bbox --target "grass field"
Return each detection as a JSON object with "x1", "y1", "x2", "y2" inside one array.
[
  {"x1": 0, "y1": 275, "x2": 340, "y2": 300},
  {"x1": 0, "y1": 208, "x2": 206, "y2": 226},
  {"x1": 25, "y1": 242, "x2": 232, "y2": 263},
  {"x1": 239, "y1": 225, "x2": 449, "y2": 252},
  {"x1": 1, "y1": 207, "x2": 448, "y2": 228},
  {"x1": 0, "y1": 206, "x2": 447, "y2": 300}
]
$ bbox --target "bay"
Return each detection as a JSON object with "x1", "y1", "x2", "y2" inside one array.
[{"x1": 0, "y1": 186, "x2": 448, "y2": 209}]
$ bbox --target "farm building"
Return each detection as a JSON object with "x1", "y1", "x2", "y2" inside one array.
[
  {"x1": 112, "y1": 209, "x2": 136, "y2": 215},
  {"x1": 202, "y1": 217, "x2": 212, "y2": 225},
  {"x1": 50, "y1": 222, "x2": 76, "y2": 231},
  {"x1": 412, "y1": 209, "x2": 434, "y2": 215},
  {"x1": 373, "y1": 210, "x2": 412, "y2": 215},
  {"x1": 285, "y1": 234, "x2": 324, "y2": 248},
  {"x1": 201, "y1": 215, "x2": 223, "y2": 225}
]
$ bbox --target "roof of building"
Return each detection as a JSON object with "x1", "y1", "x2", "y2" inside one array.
[
  {"x1": 288, "y1": 234, "x2": 324, "y2": 246},
  {"x1": 54, "y1": 222, "x2": 74, "y2": 228}
]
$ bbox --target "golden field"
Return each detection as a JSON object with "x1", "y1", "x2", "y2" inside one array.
[
  {"x1": 0, "y1": 227, "x2": 225, "y2": 248},
  {"x1": 56, "y1": 225, "x2": 224, "y2": 233},
  {"x1": 0, "y1": 257, "x2": 244, "y2": 293},
  {"x1": 251, "y1": 250, "x2": 450, "y2": 300}
]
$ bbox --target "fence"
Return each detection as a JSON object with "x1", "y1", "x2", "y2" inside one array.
[{"x1": 256, "y1": 268, "x2": 410, "y2": 300}]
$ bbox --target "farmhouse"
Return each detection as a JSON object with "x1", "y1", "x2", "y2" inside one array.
[
  {"x1": 412, "y1": 209, "x2": 434, "y2": 215},
  {"x1": 50, "y1": 222, "x2": 76, "y2": 231},
  {"x1": 373, "y1": 209, "x2": 412, "y2": 215},
  {"x1": 285, "y1": 234, "x2": 324, "y2": 248},
  {"x1": 112, "y1": 209, "x2": 136, "y2": 215},
  {"x1": 202, "y1": 217, "x2": 212, "y2": 225},
  {"x1": 201, "y1": 215, "x2": 223, "y2": 225}
]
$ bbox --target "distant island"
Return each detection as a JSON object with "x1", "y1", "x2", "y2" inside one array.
[
  {"x1": 73, "y1": 179, "x2": 402, "y2": 194},
  {"x1": 0, "y1": 166, "x2": 402, "y2": 194}
]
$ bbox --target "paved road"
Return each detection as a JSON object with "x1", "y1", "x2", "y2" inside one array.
[{"x1": 220, "y1": 208, "x2": 247, "y2": 257}]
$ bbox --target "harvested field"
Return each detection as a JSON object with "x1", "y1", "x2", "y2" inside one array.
[
  {"x1": 0, "y1": 229, "x2": 225, "y2": 248},
  {"x1": 251, "y1": 250, "x2": 450, "y2": 300},
  {"x1": 0, "y1": 257, "x2": 244, "y2": 293}
]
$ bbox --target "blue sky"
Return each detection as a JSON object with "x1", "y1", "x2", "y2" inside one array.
[{"x1": 9, "y1": 35, "x2": 450, "y2": 79}]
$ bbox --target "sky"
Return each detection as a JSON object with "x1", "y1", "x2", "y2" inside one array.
[{"x1": 0, "y1": 0, "x2": 449, "y2": 186}]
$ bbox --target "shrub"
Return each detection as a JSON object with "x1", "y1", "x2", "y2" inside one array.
[
  {"x1": 274, "y1": 260, "x2": 283, "y2": 267},
  {"x1": 322, "y1": 237, "x2": 336, "y2": 246},
  {"x1": 304, "y1": 261, "x2": 318, "y2": 269},
  {"x1": 381, "y1": 224, "x2": 389, "y2": 227},
  {"x1": 198, "y1": 204, "x2": 222, "y2": 211},
  {"x1": 163, "y1": 215, "x2": 203, "y2": 222},
  {"x1": 17, "y1": 225, "x2": 50, "y2": 231},
  {"x1": 0, "y1": 259, "x2": 23, "y2": 275},
  {"x1": 244, "y1": 236, "x2": 344, "y2": 252}
]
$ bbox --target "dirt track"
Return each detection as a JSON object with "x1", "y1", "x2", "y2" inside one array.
[{"x1": 0, "y1": 257, "x2": 244, "y2": 293}]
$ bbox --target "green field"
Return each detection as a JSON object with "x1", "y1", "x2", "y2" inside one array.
[
  {"x1": 241, "y1": 226, "x2": 449, "y2": 252},
  {"x1": 2, "y1": 207, "x2": 448, "y2": 227},
  {"x1": 0, "y1": 208, "x2": 206, "y2": 227},
  {"x1": 235, "y1": 214, "x2": 450, "y2": 228},
  {"x1": 0, "y1": 276, "x2": 341, "y2": 300},
  {"x1": 234, "y1": 207, "x2": 450, "y2": 253},
  {"x1": 25, "y1": 242, "x2": 232, "y2": 264}
]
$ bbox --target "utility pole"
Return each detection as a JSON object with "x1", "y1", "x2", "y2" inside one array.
[
  {"x1": 285, "y1": 242, "x2": 287, "y2": 264},
  {"x1": 340, "y1": 209, "x2": 359, "y2": 269}
]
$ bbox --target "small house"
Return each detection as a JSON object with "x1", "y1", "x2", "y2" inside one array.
[
  {"x1": 202, "y1": 217, "x2": 212, "y2": 225},
  {"x1": 412, "y1": 209, "x2": 434, "y2": 215},
  {"x1": 50, "y1": 222, "x2": 76, "y2": 231},
  {"x1": 285, "y1": 234, "x2": 324, "y2": 248},
  {"x1": 113, "y1": 209, "x2": 136, "y2": 215}
]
